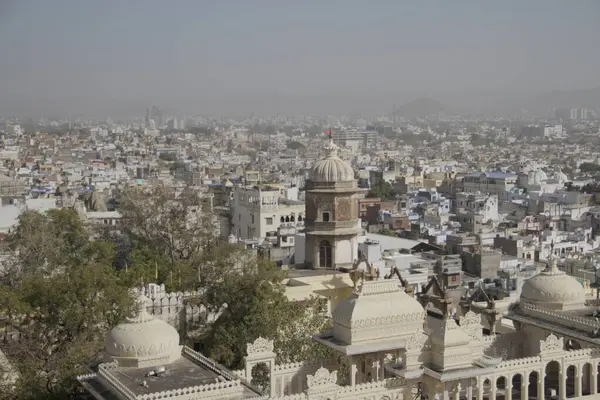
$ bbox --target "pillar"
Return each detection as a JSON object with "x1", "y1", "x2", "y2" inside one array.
[
  {"x1": 537, "y1": 374, "x2": 544, "y2": 400},
  {"x1": 520, "y1": 375, "x2": 528, "y2": 400},
  {"x1": 476, "y1": 378, "x2": 484, "y2": 400},
  {"x1": 505, "y1": 380, "x2": 512, "y2": 400},
  {"x1": 489, "y1": 386, "x2": 496, "y2": 400},
  {"x1": 332, "y1": 241, "x2": 337, "y2": 269},
  {"x1": 574, "y1": 365, "x2": 582, "y2": 397},
  {"x1": 559, "y1": 371, "x2": 566, "y2": 399},
  {"x1": 313, "y1": 242, "x2": 319, "y2": 268},
  {"x1": 452, "y1": 382, "x2": 461, "y2": 400},
  {"x1": 466, "y1": 384, "x2": 473, "y2": 400},
  {"x1": 591, "y1": 365, "x2": 597, "y2": 395},
  {"x1": 349, "y1": 356, "x2": 357, "y2": 386}
]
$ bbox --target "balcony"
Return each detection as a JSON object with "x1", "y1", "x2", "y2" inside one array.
[
  {"x1": 305, "y1": 220, "x2": 361, "y2": 235},
  {"x1": 278, "y1": 226, "x2": 296, "y2": 236}
]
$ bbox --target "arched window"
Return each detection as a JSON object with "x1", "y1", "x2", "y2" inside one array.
[
  {"x1": 280, "y1": 216, "x2": 285, "y2": 223},
  {"x1": 319, "y1": 240, "x2": 333, "y2": 268},
  {"x1": 285, "y1": 216, "x2": 290, "y2": 222},
  {"x1": 298, "y1": 215, "x2": 303, "y2": 222},
  {"x1": 290, "y1": 215, "x2": 295, "y2": 222}
]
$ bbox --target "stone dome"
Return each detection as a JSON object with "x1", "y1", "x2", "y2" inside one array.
[
  {"x1": 310, "y1": 139, "x2": 355, "y2": 183},
  {"x1": 332, "y1": 280, "x2": 425, "y2": 345},
  {"x1": 105, "y1": 293, "x2": 181, "y2": 368},
  {"x1": 520, "y1": 255, "x2": 585, "y2": 311}
]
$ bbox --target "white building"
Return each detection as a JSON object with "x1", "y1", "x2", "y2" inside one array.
[
  {"x1": 79, "y1": 254, "x2": 600, "y2": 399},
  {"x1": 231, "y1": 185, "x2": 305, "y2": 241},
  {"x1": 462, "y1": 172, "x2": 517, "y2": 203}
]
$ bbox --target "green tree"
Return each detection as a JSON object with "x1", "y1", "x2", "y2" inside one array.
[
  {"x1": 287, "y1": 141, "x2": 305, "y2": 151},
  {"x1": 4, "y1": 209, "x2": 88, "y2": 279},
  {"x1": 380, "y1": 228, "x2": 397, "y2": 237},
  {"x1": 118, "y1": 185, "x2": 218, "y2": 282},
  {"x1": 118, "y1": 187, "x2": 332, "y2": 371},
  {"x1": 158, "y1": 152, "x2": 177, "y2": 162},
  {"x1": 367, "y1": 180, "x2": 396, "y2": 201},
  {"x1": 201, "y1": 252, "x2": 331, "y2": 369},
  {"x1": 0, "y1": 210, "x2": 134, "y2": 399}
]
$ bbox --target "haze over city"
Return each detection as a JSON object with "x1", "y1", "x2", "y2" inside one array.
[{"x1": 1, "y1": 0, "x2": 600, "y2": 117}]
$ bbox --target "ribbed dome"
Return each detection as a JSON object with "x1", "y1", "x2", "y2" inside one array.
[
  {"x1": 520, "y1": 256, "x2": 585, "y2": 311},
  {"x1": 332, "y1": 280, "x2": 425, "y2": 345},
  {"x1": 310, "y1": 139, "x2": 355, "y2": 183},
  {"x1": 105, "y1": 294, "x2": 181, "y2": 367}
]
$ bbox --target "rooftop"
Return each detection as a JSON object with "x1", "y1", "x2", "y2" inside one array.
[
  {"x1": 111, "y1": 356, "x2": 221, "y2": 396},
  {"x1": 467, "y1": 172, "x2": 517, "y2": 179}
]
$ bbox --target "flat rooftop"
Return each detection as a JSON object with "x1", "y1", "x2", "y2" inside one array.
[{"x1": 114, "y1": 356, "x2": 221, "y2": 396}]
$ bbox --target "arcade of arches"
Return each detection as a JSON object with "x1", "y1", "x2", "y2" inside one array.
[{"x1": 466, "y1": 359, "x2": 600, "y2": 399}]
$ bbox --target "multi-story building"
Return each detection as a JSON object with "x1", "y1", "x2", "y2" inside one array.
[
  {"x1": 231, "y1": 185, "x2": 305, "y2": 243},
  {"x1": 331, "y1": 129, "x2": 379, "y2": 150},
  {"x1": 462, "y1": 172, "x2": 517, "y2": 203}
]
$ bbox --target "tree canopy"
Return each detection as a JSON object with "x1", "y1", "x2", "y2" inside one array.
[
  {"x1": 579, "y1": 162, "x2": 600, "y2": 174},
  {"x1": 0, "y1": 209, "x2": 134, "y2": 399},
  {"x1": 117, "y1": 185, "x2": 332, "y2": 370},
  {"x1": 0, "y1": 187, "x2": 333, "y2": 397},
  {"x1": 366, "y1": 179, "x2": 397, "y2": 200}
]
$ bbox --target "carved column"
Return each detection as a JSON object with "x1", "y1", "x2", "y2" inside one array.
[
  {"x1": 559, "y1": 371, "x2": 566, "y2": 399},
  {"x1": 505, "y1": 374, "x2": 512, "y2": 400},
  {"x1": 489, "y1": 385, "x2": 496, "y2": 400},
  {"x1": 574, "y1": 364, "x2": 582, "y2": 397},
  {"x1": 520, "y1": 375, "x2": 528, "y2": 400},
  {"x1": 466, "y1": 383, "x2": 473, "y2": 400},
  {"x1": 476, "y1": 378, "x2": 484, "y2": 400},
  {"x1": 452, "y1": 382, "x2": 461, "y2": 400},
  {"x1": 537, "y1": 374, "x2": 544, "y2": 400},
  {"x1": 313, "y1": 242, "x2": 319, "y2": 268}
]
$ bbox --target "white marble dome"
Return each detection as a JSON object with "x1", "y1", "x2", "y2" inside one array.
[
  {"x1": 520, "y1": 256, "x2": 585, "y2": 311},
  {"x1": 332, "y1": 280, "x2": 425, "y2": 345},
  {"x1": 105, "y1": 294, "x2": 182, "y2": 367},
  {"x1": 310, "y1": 139, "x2": 355, "y2": 183}
]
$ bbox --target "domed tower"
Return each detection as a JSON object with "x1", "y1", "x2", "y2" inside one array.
[{"x1": 305, "y1": 138, "x2": 362, "y2": 269}]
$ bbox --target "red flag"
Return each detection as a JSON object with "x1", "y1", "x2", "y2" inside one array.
[{"x1": 323, "y1": 128, "x2": 332, "y2": 135}]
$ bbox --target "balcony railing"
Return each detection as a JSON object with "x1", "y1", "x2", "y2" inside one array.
[{"x1": 306, "y1": 220, "x2": 360, "y2": 231}]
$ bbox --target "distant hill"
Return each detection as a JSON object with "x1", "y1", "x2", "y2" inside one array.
[{"x1": 392, "y1": 98, "x2": 446, "y2": 118}]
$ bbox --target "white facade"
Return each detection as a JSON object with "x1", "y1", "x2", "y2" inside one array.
[
  {"x1": 80, "y1": 254, "x2": 600, "y2": 400},
  {"x1": 455, "y1": 192, "x2": 499, "y2": 223},
  {"x1": 231, "y1": 185, "x2": 305, "y2": 240}
]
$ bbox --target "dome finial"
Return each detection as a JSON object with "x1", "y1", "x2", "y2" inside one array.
[
  {"x1": 127, "y1": 290, "x2": 153, "y2": 323},
  {"x1": 324, "y1": 136, "x2": 339, "y2": 158},
  {"x1": 548, "y1": 253, "x2": 559, "y2": 274}
]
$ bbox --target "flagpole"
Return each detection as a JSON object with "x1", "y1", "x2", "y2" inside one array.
[{"x1": 155, "y1": 261, "x2": 158, "y2": 282}]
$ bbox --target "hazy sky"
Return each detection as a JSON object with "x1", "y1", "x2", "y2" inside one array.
[{"x1": 1, "y1": 0, "x2": 599, "y2": 117}]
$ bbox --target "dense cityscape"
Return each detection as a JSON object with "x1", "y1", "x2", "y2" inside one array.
[{"x1": 3, "y1": 2, "x2": 600, "y2": 400}]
